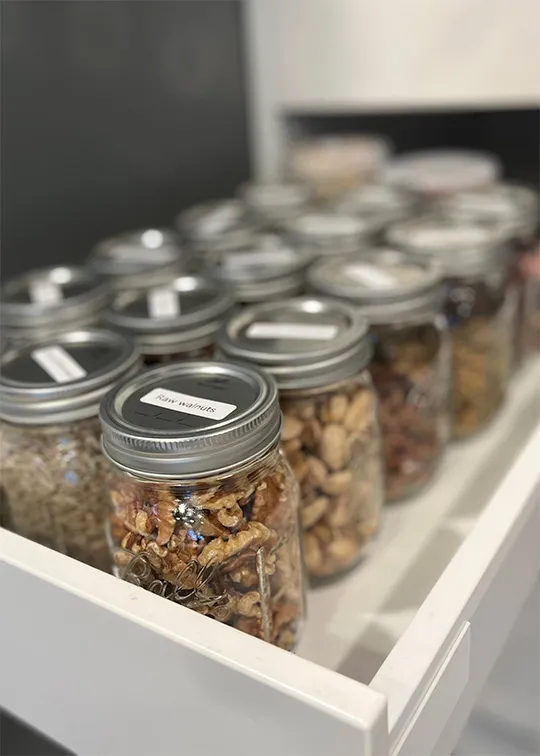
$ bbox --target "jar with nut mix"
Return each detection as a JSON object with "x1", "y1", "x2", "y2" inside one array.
[
  {"x1": 217, "y1": 298, "x2": 384, "y2": 582},
  {"x1": 103, "y1": 274, "x2": 234, "y2": 366},
  {"x1": 175, "y1": 199, "x2": 258, "y2": 256},
  {"x1": 0, "y1": 265, "x2": 111, "y2": 346},
  {"x1": 100, "y1": 361, "x2": 305, "y2": 650},
  {"x1": 88, "y1": 228, "x2": 190, "y2": 290},
  {"x1": 309, "y1": 250, "x2": 450, "y2": 501},
  {"x1": 0, "y1": 329, "x2": 141, "y2": 571},
  {"x1": 237, "y1": 181, "x2": 312, "y2": 230},
  {"x1": 202, "y1": 233, "x2": 312, "y2": 305},
  {"x1": 388, "y1": 217, "x2": 513, "y2": 438},
  {"x1": 284, "y1": 211, "x2": 382, "y2": 260}
]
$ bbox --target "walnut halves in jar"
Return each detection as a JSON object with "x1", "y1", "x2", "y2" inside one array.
[
  {"x1": 0, "y1": 329, "x2": 141, "y2": 571},
  {"x1": 217, "y1": 298, "x2": 384, "y2": 582},
  {"x1": 100, "y1": 361, "x2": 305, "y2": 650}
]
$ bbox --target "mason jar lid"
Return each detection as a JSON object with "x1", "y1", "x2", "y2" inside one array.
[
  {"x1": 203, "y1": 234, "x2": 311, "y2": 303},
  {"x1": 176, "y1": 199, "x2": 257, "y2": 247},
  {"x1": 308, "y1": 250, "x2": 444, "y2": 324},
  {"x1": 383, "y1": 150, "x2": 501, "y2": 196},
  {"x1": 0, "y1": 329, "x2": 141, "y2": 426},
  {"x1": 217, "y1": 298, "x2": 372, "y2": 390},
  {"x1": 284, "y1": 211, "x2": 381, "y2": 254},
  {"x1": 334, "y1": 183, "x2": 420, "y2": 226},
  {"x1": 238, "y1": 181, "x2": 312, "y2": 222},
  {"x1": 88, "y1": 228, "x2": 185, "y2": 288},
  {"x1": 0, "y1": 265, "x2": 110, "y2": 329},
  {"x1": 387, "y1": 216, "x2": 509, "y2": 277},
  {"x1": 100, "y1": 361, "x2": 281, "y2": 478},
  {"x1": 103, "y1": 275, "x2": 234, "y2": 354}
]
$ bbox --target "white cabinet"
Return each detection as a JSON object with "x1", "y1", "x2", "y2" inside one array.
[{"x1": 2, "y1": 359, "x2": 539, "y2": 756}]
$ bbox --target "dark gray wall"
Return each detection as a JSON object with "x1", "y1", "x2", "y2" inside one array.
[{"x1": 1, "y1": 0, "x2": 250, "y2": 280}]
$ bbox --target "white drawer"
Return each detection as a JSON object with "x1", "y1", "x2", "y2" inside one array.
[{"x1": 1, "y1": 359, "x2": 539, "y2": 756}]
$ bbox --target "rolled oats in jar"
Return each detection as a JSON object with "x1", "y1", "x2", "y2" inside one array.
[
  {"x1": 88, "y1": 228, "x2": 189, "y2": 290},
  {"x1": 284, "y1": 211, "x2": 381, "y2": 260},
  {"x1": 388, "y1": 216, "x2": 513, "y2": 438},
  {"x1": 203, "y1": 233, "x2": 311, "y2": 305},
  {"x1": 309, "y1": 250, "x2": 449, "y2": 501},
  {"x1": 103, "y1": 274, "x2": 234, "y2": 366},
  {"x1": 175, "y1": 199, "x2": 258, "y2": 256},
  {"x1": 0, "y1": 265, "x2": 110, "y2": 346},
  {"x1": 237, "y1": 181, "x2": 312, "y2": 230},
  {"x1": 217, "y1": 298, "x2": 383, "y2": 582},
  {"x1": 0, "y1": 329, "x2": 141, "y2": 570},
  {"x1": 100, "y1": 361, "x2": 305, "y2": 650}
]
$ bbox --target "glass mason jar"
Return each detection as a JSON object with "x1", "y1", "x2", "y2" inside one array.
[
  {"x1": 88, "y1": 228, "x2": 190, "y2": 290},
  {"x1": 382, "y1": 149, "x2": 501, "y2": 199},
  {"x1": 175, "y1": 199, "x2": 259, "y2": 256},
  {"x1": 237, "y1": 181, "x2": 312, "y2": 230},
  {"x1": 438, "y1": 183, "x2": 540, "y2": 364},
  {"x1": 284, "y1": 211, "x2": 382, "y2": 260},
  {"x1": 103, "y1": 274, "x2": 234, "y2": 366},
  {"x1": 309, "y1": 250, "x2": 450, "y2": 502},
  {"x1": 287, "y1": 134, "x2": 391, "y2": 201},
  {"x1": 100, "y1": 361, "x2": 305, "y2": 650},
  {"x1": 333, "y1": 183, "x2": 421, "y2": 237},
  {"x1": 0, "y1": 329, "x2": 140, "y2": 571},
  {"x1": 388, "y1": 217, "x2": 513, "y2": 438},
  {"x1": 217, "y1": 298, "x2": 384, "y2": 582},
  {"x1": 0, "y1": 265, "x2": 111, "y2": 346},
  {"x1": 522, "y1": 245, "x2": 540, "y2": 352}
]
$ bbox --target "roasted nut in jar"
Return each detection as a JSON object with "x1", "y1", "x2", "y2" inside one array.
[
  {"x1": 217, "y1": 298, "x2": 384, "y2": 581},
  {"x1": 309, "y1": 250, "x2": 450, "y2": 501},
  {"x1": 100, "y1": 361, "x2": 305, "y2": 649},
  {"x1": 0, "y1": 329, "x2": 141, "y2": 570}
]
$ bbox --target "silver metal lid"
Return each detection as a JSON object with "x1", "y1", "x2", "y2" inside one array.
[
  {"x1": 99, "y1": 361, "x2": 281, "y2": 478},
  {"x1": 0, "y1": 266, "x2": 110, "y2": 332},
  {"x1": 203, "y1": 234, "x2": 311, "y2": 304},
  {"x1": 0, "y1": 329, "x2": 141, "y2": 425},
  {"x1": 88, "y1": 228, "x2": 186, "y2": 289},
  {"x1": 217, "y1": 298, "x2": 372, "y2": 390},
  {"x1": 238, "y1": 181, "x2": 312, "y2": 224},
  {"x1": 387, "y1": 215, "x2": 510, "y2": 277},
  {"x1": 284, "y1": 211, "x2": 380, "y2": 256},
  {"x1": 308, "y1": 250, "x2": 444, "y2": 324},
  {"x1": 334, "y1": 183, "x2": 420, "y2": 226},
  {"x1": 176, "y1": 200, "x2": 258, "y2": 249},
  {"x1": 103, "y1": 275, "x2": 234, "y2": 355}
]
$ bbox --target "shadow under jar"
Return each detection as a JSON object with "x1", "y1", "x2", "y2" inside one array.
[
  {"x1": 202, "y1": 233, "x2": 312, "y2": 306},
  {"x1": 217, "y1": 298, "x2": 384, "y2": 583},
  {"x1": 0, "y1": 265, "x2": 111, "y2": 347},
  {"x1": 99, "y1": 361, "x2": 305, "y2": 650},
  {"x1": 0, "y1": 329, "x2": 141, "y2": 571},
  {"x1": 88, "y1": 228, "x2": 191, "y2": 290},
  {"x1": 388, "y1": 217, "x2": 513, "y2": 439},
  {"x1": 103, "y1": 274, "x2": 234, "y2": 366},
  {"x1": 309, "y1": 250, "x2": 450, "y2": 502}
]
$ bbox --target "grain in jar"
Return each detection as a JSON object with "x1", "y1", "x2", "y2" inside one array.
[
  {"x1": 309, "y1": 250, "x2": 450, "y2": 501},
  {"x1": 388, "y1": 216, "x2": 513, "y2": 438},
  {"x1": 0, "y1": 329, "x2": 141, "y2": 571},
  {"x1": 103, "y1": 274, "x2": 234, "y2": 366},
  {"x1": 0, "y1": 265, "x2": 110, "y2": 346},
  {"x1": 217, "y1": 298, "x2": 384, "y2": 582},
  {"x1": 237, "y1": 181, "x2": 312, "y2": 230},
  {"x1": 100, "y1": 361, "x2": 305, "y2": 650}
]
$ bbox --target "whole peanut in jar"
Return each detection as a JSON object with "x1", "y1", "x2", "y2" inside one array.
[
  {"x1": 309, "y1": 250, "x2": 450, "y2": 502},
  {"x1": 217, "y1": 298, "x2": 384, "y2": 582},
  {"x1": 100, "y1": 361, "x2": 305, "y2": 650},
  {"x1": 0, "y1": 329, "x2": 141, "y2": 571},
  {"x1": 103, "y1": 274, "x2": 234, "y2": 366},
  {"x1": 388, "y1": 217, "x2": 513, "y2": 438}
]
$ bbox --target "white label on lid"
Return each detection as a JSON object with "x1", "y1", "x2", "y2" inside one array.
[
  {"x1": 246, "y1": 322, "x2": 338, "y2": 340},
  {"x1": 32, "y1": 346, "x2": 87, "y2": 383},
  {"x1": 140, "y1": 387, "x2": 236, "y2": 420},
  {"x1": 28, "y1": 279, "x2": 62, "y2": 306},
  {"x1": 147, "y1": 287, "x2": 180, "y2": 319},
  {"x1": 345, "y1": 264, "x2": 396, "y2": 289},
  {"x1": 224, "y1": 248, "x2": 293, "y2": 270}
]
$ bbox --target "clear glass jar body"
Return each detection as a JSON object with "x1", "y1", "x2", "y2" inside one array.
[
  {"x1": 445, "y1": 272, "x2": 513, "y2": 438},
  {"x1": 370, "y1": 318, "x2": 450, "y2": 501},
  {"x1": 517, "y1": 241, "x2": 540, "y2": 357},
  {"x1": 0, "y1": 417, "x2": 112, "y2": 571},
  {"x1": 141, "y1": 343, "x2": 214, "y2": 368},
  {"x1": 107, "y1": 446, "x2": 305, "y2": 650},
  {"x1": 279, "y1": 372, "x2": 383, "y2": 582}
]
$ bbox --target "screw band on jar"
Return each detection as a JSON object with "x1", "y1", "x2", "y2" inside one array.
[
  {"x1": 217, "y1": 297, "x2": 383, "y2": 581},
  {"x1": 237, "y1": 181, "x2": 312, "y2": 228},
  {"x1": 284, "y1": 211, "x2": 381, "y2": 259},
  {"x1": 100, "y1": 361, "x2": 305, "y2": 649},
  {"x1": 175, "y1": 199, "x2": 259, "y2": 254}
]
